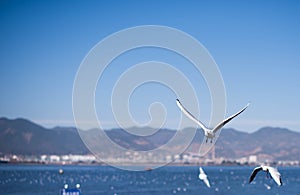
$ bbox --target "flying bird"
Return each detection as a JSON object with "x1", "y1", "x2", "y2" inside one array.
[
  {"x1": 199, "y1": 167, "x2": 210, "y2": 188},
  {"x1": 176, "y1": 99, "x2": 249, "y2": 143},
  {"x1": 249, "y1": 165, "x2": 282, "y2": 186}
]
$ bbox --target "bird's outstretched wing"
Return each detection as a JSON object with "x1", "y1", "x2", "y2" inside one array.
[
  {"x1": 176, "y1": 99, "x2": 207, "y2": 131},
  {"x1": 199, "y1": 167, "x2": 205, "y2": 174},
  {"x1": 213, "y1": 103, "x2": 250, "y2": 134},
  {"x1": 203, "y1": 177, "x2": 211, "y2": 188},
  {"x1": 268, "y1": 167, "x2": 282, "y2": 186},
  {"x1": 249, "y1": 166, "x2": 262, "y2": 183}
]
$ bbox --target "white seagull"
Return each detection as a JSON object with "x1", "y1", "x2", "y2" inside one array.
[
  {"x1": 199, "y1": 167, "x2": 210, "y2": 188},
  {"x1": 249, "y1": 165, "x2": 282, "y2": 186},
  {"x1": 176, "y1": 99, "x2": 249, "y2": 143}
]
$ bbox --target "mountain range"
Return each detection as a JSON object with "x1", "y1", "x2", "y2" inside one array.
[{"x1": 1, "y1": 117, "x2": 300, "y2": 161}]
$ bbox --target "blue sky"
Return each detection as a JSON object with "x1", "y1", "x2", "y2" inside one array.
[{"x1": 0, "y1": 0, "x2": 299, "y2": 132}]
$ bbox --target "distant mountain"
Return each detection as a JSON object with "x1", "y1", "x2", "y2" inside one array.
[
  {"x1": 0, "y1": 117, "x2": 89, "y2": 155},
  {"x1": 105, "y1": 127, "x2": 174, "y2": 151},
  {"x1": 214, "y1": 127, "x2": 300, "y2": 161},
  {"x1": 0, "y1": 117, "x2": 300, "y2": 161}
]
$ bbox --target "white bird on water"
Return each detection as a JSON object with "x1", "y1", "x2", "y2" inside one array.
[
  {"x1": 249, "y1": 165, "x2": 282, "y2": 186},
  {"x1": 199, "y1": 167, "x2": 210, "y2": 188},
  {"x1": 176, "y1": 99, "x2": 249, "y2": 143}
]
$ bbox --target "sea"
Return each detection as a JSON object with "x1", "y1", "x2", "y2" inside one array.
[{"x1": 0, "y1": 165, "x2": 299, "y2": 195}]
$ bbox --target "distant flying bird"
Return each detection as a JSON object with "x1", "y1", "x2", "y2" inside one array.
[
  {"x1": 58, "y1": 168, "x2": 64, "y2": 175},
  {"x1": 176, "y1": 99, "x2": 249, "y2": 143},
  {"x1": 264, "y1": 183, "x2": 271, "y2": 190},
  {"x1": 199, "y1": 167, "x2": 210, "y2": 188},
  {"x1": 249, "y1": 165, "x2": 282, "y2": 186}
]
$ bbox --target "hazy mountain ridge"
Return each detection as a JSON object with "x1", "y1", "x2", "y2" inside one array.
[
  {"x1": 0, "y1": 117, "x2": 89, "y2": 155},
  {"x1": 215, "y1": 127, "x2": 300, "y2": 161},
  {"x1": 0, "y1": 117, "x2": 299, "y2": 161}
]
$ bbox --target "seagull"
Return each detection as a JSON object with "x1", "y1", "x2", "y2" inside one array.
[
  {"x1": 249, "y1": 165, "x2": 282, "y2": 186},
  {"x1": 199, "y1": 167, "x2": 210, "y2": 188},
  {"x1": 176, "y1": 99, "x2": 249, "y2": 143}
]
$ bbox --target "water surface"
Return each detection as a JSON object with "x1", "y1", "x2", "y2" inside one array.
[{"x1": 0, "y1": 165, "x2": 299, "y2": 194}]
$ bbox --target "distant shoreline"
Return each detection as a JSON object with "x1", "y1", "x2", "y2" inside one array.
[{"x1": 1, "y1": 161, "x2": 299, "y2": 167}]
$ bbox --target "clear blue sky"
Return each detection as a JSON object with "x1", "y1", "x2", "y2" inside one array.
[{"x1": 0, "y1": 0, "x2": 299, "y2": 132}]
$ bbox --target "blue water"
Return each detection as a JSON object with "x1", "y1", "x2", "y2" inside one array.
[{"x1": 0, "y1": 165, "x2": 299, "y2": 194}]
